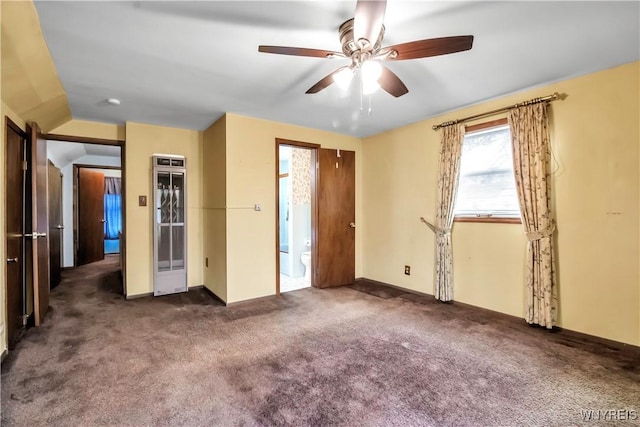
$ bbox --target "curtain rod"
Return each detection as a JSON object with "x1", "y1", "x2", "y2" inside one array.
[{"x1": 432, "y1": 92, "x2": 563, "y2": 131}]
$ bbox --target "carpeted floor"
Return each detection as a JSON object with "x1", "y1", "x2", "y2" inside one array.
[{"x1": 2, "y1": 257, "x2": 639, "y2": 426}]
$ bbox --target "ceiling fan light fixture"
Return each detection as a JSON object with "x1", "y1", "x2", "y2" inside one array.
[
  {"x1": 361, "y1": 60, "x2": 382, "y2": 94},
  {"x1": 333, "y1": 67, "x2": 355, "y2": 89},
  {"x1": 361, "y1": 60, "x2": 382, "y2": 84},
  {"x1": 362, "y1": 78, "x2": 380, "y2": 95},
  {"x1": 258, "y1": 0, "x2": 474, "y2": 99}
]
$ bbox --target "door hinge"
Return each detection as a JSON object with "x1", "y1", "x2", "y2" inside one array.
[{"x1": 21, "y1": 160, "x2": 28, "y2": 171}]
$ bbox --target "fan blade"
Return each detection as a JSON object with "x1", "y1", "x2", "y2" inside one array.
[
  {"x1": 259, "y1": 45, "x2": 344, "y2": 59},
  {"x1": 382, "y1": 36, "x2": 474, "y2": 60},
  {"x1": 378, "y1": 65, "x2": 408, "y2": 98},
  {"x1": 306, "y1": 67, "x2": 349, "y2": 94},
  {"x1": 354, "y1": 0, "x2": 387, "y2": 50}
]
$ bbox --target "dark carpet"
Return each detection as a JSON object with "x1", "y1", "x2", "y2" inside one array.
[{"x1": 2, "y1": 257, "x2": 639, "y2": 426}]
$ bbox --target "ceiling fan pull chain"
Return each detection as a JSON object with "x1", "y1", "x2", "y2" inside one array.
[
  {"x1": 368, "y1": 94, "x2": 373, "y2": 115},
  {"x1": 360, "y1": 81, "x2": 364, "y2": 111}
]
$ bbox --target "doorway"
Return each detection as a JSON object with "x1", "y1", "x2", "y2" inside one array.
[
  {"x1": 44, "y1": 134, "x2": 126, "y2": 295},
  {"x1": 275, "y1": 140, "x2": 357, "y2": 294},
  {"x1": 4, "y1": 119, "x2": 51, "y2": 344},
  {"x1": 275, "y1": 139, "x2": 319, "y2": 294},
  {"x1": 5, "y1": 119, "x2": 28, "y2": 346},
  {"x1": 73, "y1": 165, "x2": 122, "y2": 266},
  {"x1": 48, "y1": 160, "x2": 63, "y2": 289}
]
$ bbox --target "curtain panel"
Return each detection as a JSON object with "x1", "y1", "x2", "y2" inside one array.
[
  {"x1": 434, "y1": 124, "x2": 464, "y2": 302},
  {"x1": 508, "y1": 103, "x2": 557, "y2": 328},
  {"x1": 105, "y1": 177, "x2": 121, "y2": 195},
  {"x1": 104, "y1": 177, "x2": 122, "y2": 240}
]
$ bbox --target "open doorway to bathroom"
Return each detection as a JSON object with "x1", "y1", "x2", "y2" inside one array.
[{"x1": 275, "y1": 139, "x2": 319, "y2": 294}]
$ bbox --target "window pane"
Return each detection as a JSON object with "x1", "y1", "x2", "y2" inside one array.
[{"x1": 454, "y1": 125, "x2": 520, "y2": 217}]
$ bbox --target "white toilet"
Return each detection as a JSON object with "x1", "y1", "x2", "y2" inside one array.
[
  {"x1": 300, "y1": 238, "x2": 311, "y2": 283},
  {"x1": 300, "y1": 251, "x2": 311, "y2": 283}
]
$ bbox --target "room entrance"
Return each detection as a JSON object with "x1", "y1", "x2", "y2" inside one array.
[
  {"x1": 4, "y1": 120, "x2": 51, "y2": 348},
  {"x1": 276, "y1": 140, "x2": 318, "y2": 293},
  {"x1": 45, "y1": 134, "x2": 127, "y2": 295},
  {"x1": 275, "y1": 139, "x2": 356, "y2": 294}
]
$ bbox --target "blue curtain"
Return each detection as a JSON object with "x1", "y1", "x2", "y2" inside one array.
[{"x1": 104, "y1": 194, "x2": 122, "y2": 239}]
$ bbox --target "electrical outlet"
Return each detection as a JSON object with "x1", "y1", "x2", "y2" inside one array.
[
  {"x1": 404, "y1": 265, "x2": 411, "y2": 275},
  {"x1": 205, "y1": 257, "x2": 209, "y2": 268},
  {"x1": 254, "y1": 204, "x2": 262, "y2": 211}
]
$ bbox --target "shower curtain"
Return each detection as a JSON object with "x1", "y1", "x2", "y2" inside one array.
[{"x1": 104, "y1": 177, "x2": 122, "y2": 240}]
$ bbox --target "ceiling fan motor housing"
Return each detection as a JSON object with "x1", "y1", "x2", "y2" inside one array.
[{"x1": 339, "y1": 18, "x2": 385, "y2": 57}]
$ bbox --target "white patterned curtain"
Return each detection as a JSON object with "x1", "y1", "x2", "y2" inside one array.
[
  {"x1": 434, "y1": 124, "x2": 464, "y2": 302},
  {"x1": 508, "y1": 103, "x2": 556, "y2": 328}
]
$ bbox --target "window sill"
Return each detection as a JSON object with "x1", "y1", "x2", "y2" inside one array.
[{"x1": 454, "y1": 216, "x2": 522, "y2": 224}]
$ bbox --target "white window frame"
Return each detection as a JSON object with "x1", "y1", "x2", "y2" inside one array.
[{"x1": 454, "y1": 118, "x2": 521, "y2": 224}]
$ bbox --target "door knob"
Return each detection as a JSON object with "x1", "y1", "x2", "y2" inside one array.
[
  {"x1": 57, "y1": 225, "x2": 64, "y2": 229},
  {"x1": 24, "y1": 232, "x2": 47, "y2": 239},
  {"x1": 349, "y1": 222, "x2": 356, "y2": 228},
  {"x1": 6, "y1": 257, "x2": 18, "y2": 263},
  {"x1": 101, "y1": 219, "x2": 106, "y2": 223}
]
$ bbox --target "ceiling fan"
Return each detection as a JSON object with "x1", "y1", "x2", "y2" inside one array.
[{"x1": 258, "y1": 0, "x2": 474, "y2": 98}]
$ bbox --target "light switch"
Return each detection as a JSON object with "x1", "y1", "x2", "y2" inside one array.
[
  {"x1": 139, "y1": 195, "x2": 147, "y2": 206},
  {"x1": 254, "y1": 204, "x2": 262, "y2": 211}
]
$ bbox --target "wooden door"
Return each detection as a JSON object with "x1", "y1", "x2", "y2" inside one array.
[
  {"x1": 77, "y1": 168, "x2": 105, "y2": 266},
  {"x1": 315, "y1": 148, "x2": 355, "y2": 288},
  {"x1": 48, "y1": 161, "x2": 63, "y2": 289},
  {"x1": 30, "y1": 123, "x2": 50, "y2": 326},
  {"x1": 5, "y1": 121, "x2": 26, "y2": 345}
]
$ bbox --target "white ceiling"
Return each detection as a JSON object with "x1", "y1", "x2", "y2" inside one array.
[
  {"x1": 47, "y1": 141, "x2": 121, "y2": 168},
  {"x1": 34, "y1": 1, "x2": 639, "y2": 137}
]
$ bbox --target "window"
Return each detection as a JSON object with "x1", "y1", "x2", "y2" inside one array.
[{"x1": 454, "y1": 120, "x2": 521, "y2": 222}]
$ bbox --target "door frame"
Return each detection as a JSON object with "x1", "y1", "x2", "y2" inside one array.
[
  {"x1": 43, "y1": 133, "x2": 127, "y2": 296},
  {"x1": 47, "y1": 159, "x2": 63, "y2": 289},
  {"x1": 275, "y1": 138, "x2": 319, "y2": 296},
  {"x1": 73, "y1": 164, "x2": 120, "y2": 267},
  {"x1": 4, "y1": 117, "x2": 29, "y2": 346}
]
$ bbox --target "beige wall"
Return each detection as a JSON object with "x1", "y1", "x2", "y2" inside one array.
[
  {"x1": 125, "y1": 122, "x2": 203, "y2": 297},
  {"x1": 363, "y1": 62, "x2": 639, "y2": 346},
  {"x1": 223, "y1": 113, "x2": 362, "y2": 304},
  {"x1": 202, "y1": 115, "x2": 227, "y2": 301},
  {"x1": 1, "y1": 0, "x2": 71, "y2": 132}
]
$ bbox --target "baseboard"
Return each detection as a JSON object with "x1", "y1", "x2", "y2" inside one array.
[
  {"x1": 126, "y1": 286, "x2": 215, "y2": 301},
  {"x1": 125, "y1": 292, "x2": 153, "y2": 300},
  {"x1": 551, "y1": 327, "x2": 640, "y2": 352},
  {"x1": 355, "y1": 277, "x2": 435, "y2": 298},
  {"x1": 200, "y1": 286, "x2": 227, "y2": 305},
  {"x1": 226, "y1": 293, "x2": 278, "y2": 307},
  {"x1": 355, "y1": 277, "x2": 640, "y2": 352}
]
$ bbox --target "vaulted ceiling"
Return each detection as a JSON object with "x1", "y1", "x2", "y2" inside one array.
[{"x1": 33, "y1": 1, "x2": 639, "y2": 137}]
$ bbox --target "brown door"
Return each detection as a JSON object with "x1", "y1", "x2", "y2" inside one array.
[
  {"x1": 30, "y1": 123, "x2": 50, "y2": 326},
  {"x1": 77, "y1": 168, "x2": 105, "y2": 266},
  {"x1": 5, "y1": 121, "x2": 26, "y2": 345},
  {"x1": 315, "y1": 148, "x2": 355, "y2": 288},
  {"x1": 48, "y1": 161, "x2": 63, "y2": 289}
]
